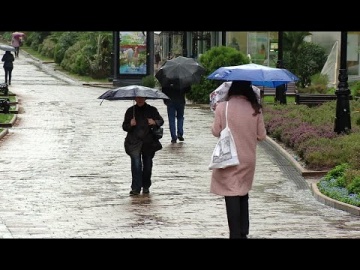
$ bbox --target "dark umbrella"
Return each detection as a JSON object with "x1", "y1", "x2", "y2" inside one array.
[
  {"x1": 98, "y1": 85, "x2": 170, "y2": 105},
  {"x1": 155, "y1": 56, "x2": 206, "y2": 89}
]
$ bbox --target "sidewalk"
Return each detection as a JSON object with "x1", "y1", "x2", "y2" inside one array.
[{"x1": 0, "y1": 50, "x2": 359, "y2": 238}]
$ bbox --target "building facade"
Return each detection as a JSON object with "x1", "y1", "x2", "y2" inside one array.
[
  {"x1": 113, "y1": 31, "x2": 360, "y2": 86},
  {"x1": 157, "y1": 31, "x2": 360, "y2": 83}
]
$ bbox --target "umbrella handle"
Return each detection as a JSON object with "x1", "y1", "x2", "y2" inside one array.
[
  {"x1": 100, "y1": 99, "x2": 104, "y2": 105},
  {"x1": 133, "y1": 100, "x2": 135, "y2": 118}
]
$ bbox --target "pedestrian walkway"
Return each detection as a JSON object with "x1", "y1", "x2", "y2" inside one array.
[{"x1": 0, "y1": 50, "x2": 359, "y2": 238}]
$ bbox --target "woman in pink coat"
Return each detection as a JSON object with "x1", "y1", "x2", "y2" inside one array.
[{"x1": 210, "y1": 80, "x2": 267, "y2": 239}]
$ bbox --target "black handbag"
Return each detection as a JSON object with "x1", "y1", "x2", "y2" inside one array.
[
  {"x1": 151, "y1": 126, "x2": 163, "y2": 140},
  {"x1": 124, "y1": 136, "x2": 143, "y2": 156}
]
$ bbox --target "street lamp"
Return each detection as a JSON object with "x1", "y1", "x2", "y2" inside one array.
[
  {"x1": 275, "y1": 31, "x2": 286, "y2": 104},
  {"x1": 334, "y1": 31, "x2": 351, "y2": 134},
  {"x1": 112, "y1": 31, "x2": 120, "y2": 85}
]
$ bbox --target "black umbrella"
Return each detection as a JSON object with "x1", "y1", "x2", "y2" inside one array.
[
  {"x1": 155, "y1": 56, "x2": 205, "y2": 89},
  {"x1": 98, "y1": 85, "x2": 170, "y2": 105}
]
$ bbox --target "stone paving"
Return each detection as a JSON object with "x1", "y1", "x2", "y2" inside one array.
[{"x1": 0, "y1": 50, "x2": 359, "y2": 239}]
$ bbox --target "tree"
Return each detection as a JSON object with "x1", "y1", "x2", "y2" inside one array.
[
  {"x1": 284, "y1": 42, "x2": 327, "y2": 88},
  {"x1": 283, "y1": 32, "x2": 327, "y2": 88},
  {"x1": 186, "y1": 46, "x2": 249, "y2": 104},
  {"x1": 283, "y1": 31, "x2": 311, "y2": 54}
]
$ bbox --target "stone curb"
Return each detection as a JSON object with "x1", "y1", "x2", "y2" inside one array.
[
  {"x1": 265, "y1": 136, "x2": 328, "y2": 178},
  {"x1": 0, "y1": 128, "x2": 8, "y2": 140},
  {"x1": 310, "y1": 183, "x2": 360, "y2": 216},
  {"x1": 265, "y1": 136, "x2": 360, "y2": 216}
]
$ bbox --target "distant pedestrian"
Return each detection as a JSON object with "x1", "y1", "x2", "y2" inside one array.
[
  {"x1": 11, "y1": 37, "x2": 21, "y2": 58},
  {"x1": 155, "y1": 51, "x2": 161, "y2": 69},
  {"x1": 210, "y1": 80, "x2": 267, "y2": 239},
  {"x1": 2, "y1": 51, "x2": 15, "y2": 85},
  {"x1": 162, "y1": 84, "x2": 191, "y2": 143},
  {"x1": 275, "y1": 60, "x2": 287, "y2": 104},
  {"x1": 122, "y1": 96, "x2": 164, "y2": 196}
]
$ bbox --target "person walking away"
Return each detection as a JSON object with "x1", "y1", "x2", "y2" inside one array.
[
  {"x1": 11, "y1": 36, "x2": 20, "y2": 58},
  {"x1": 2, "y1": 51, "x2": 15, "y2": 85},
  {"x1": 162, "y1": 83, "x2": 190, "y2": 143},
  {"x1": 275, "y1": 60, "x2": 287, "y2": 104},
  {"x1": 210, "y1": 80, "x2": 267, "y2": 239},
  {"x1": 155, "y1": 51, "x2": 161, "y2": 69},
  {"x1": 122, "y1": 96, "x2": 164, "y2": 196}
]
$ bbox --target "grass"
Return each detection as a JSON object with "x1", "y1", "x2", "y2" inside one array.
[
  {"x1": 21, "y1": 46, "x2": 52, "y2": 62},
  {"x1": 21, "y1": 46, "x2": 110, "y2": 84},
  {"x1": 0, "y1": 113, "x2": 14, "y2": 132},
  {"x1": 263, "y1": 95, "x2": 295, "y2": 104}
]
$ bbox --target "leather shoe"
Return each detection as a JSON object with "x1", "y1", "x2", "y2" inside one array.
[{"x1": 129, "y1": 190, "x2": 140, "y2": 196}]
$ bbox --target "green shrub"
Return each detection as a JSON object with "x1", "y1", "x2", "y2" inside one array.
[
  {"x1": 186, "y1": 46, "x2": 250, "y2": 104},
  {"x1": 284, "y1": 42, "x2": 327, "y2": 88},
  {"x1": 302, "y1": 73, "x2": 328, "y2": 94},
  {"x1": 141, "y1": 75, "x2": 157, "y2": 88},
  {"x1": 348, "y1": 176, "x2": 360, "y2": 194},
  {"x1": 349, "y1": 80, "x2": 360, "y2": 97}
]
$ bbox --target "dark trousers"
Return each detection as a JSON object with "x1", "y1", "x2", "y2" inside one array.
[
  {"x1": 130, "y1": 152, "x2": 154, "y2": 192},
  {"x1": 4, "y1": 67, "x2": 13, "y2": 84},
  {"x1": 14, "y1": 46, "x2": 19, "y2": 57},
  {"x1": 225, "y1": 194, "x2": 249, "y2": 239},
  {"x1": 275, "y1": 84, "x2": 287, "y2": 104}
]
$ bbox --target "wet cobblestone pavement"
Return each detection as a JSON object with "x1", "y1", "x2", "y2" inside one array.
[{"x1": 0, "y1": 51, "x2": 359, "y2": 238}]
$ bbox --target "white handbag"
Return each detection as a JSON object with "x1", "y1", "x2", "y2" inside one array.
[{"x1": 209, "y1": 101, "x2": 240, "y2": 169}]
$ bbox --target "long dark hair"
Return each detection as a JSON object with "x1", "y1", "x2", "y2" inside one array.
[{"x1": 228, "y1": 80, "x2": 262, "y2": 115}]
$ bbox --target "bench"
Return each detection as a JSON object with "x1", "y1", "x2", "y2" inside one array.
[
  {"x1": 295, "y1": 93, "x2": 353, "y2": 106},
  {"x1": 0, "y1": 83, "x2": 9, "y2": 96},
  {"x1": 261, "y1": 82, "x2": 297, "y2": 97},
  {"x1": 0, "y1": 98, "x2": 10, "y2": 114}
]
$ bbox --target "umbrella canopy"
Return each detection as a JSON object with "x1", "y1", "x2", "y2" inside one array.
[
  {"x1": 207, "y1": 63, "x2": 299, "y2": 88},
  {"x1": 0, "y1": 44, "x2": 16, "y2": 52},
  {"x1": 12, "y1": 32, "x2": 25, "y2": 39},
  {"x1": 155, "y1": 56, "x2": 206, "y2": 89},
  {"x1": 209, "y1": 82, "x2": 261, "y2": 111},
  {"x1": 98, "y1": 85, "x2": 170, "y2": 102}
]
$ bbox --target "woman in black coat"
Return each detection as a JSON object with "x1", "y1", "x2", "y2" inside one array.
[
  {"x1": 122, "y1": 96, "x2": 164, "y2": 196},
  {"x1": 1, "y1": 51, "x2": 15, "y2": 85}
]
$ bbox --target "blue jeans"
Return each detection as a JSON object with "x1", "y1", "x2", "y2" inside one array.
[
  {"x1": 166, "y1": 101, "x2": 185, "y2": 141},
  {"x1": 130, "y1": 152, "x2": 154, "y2": 192}
]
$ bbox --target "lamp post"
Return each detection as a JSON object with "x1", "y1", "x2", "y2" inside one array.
[
  {"x1": 277, "y1": 31, "x2": 283, "y2": 62},
  {"x1": 334, "y1": 31, "x2": 351, "y2": 134},
  {"x1": 275, "y1": 31, "x2": 286, "y2": 104},
  {"x1": 112, "y1": 31, "x2": 120, "y2": 86}
]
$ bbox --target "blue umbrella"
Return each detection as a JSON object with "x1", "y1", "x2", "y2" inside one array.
[{"x1": 207, "y1": 63, "x2": 299, "y2": 87}]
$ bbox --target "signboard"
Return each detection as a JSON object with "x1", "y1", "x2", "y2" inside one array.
[{"x1": 120, "y1": 32, "x2": 147, "y2": 75}]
